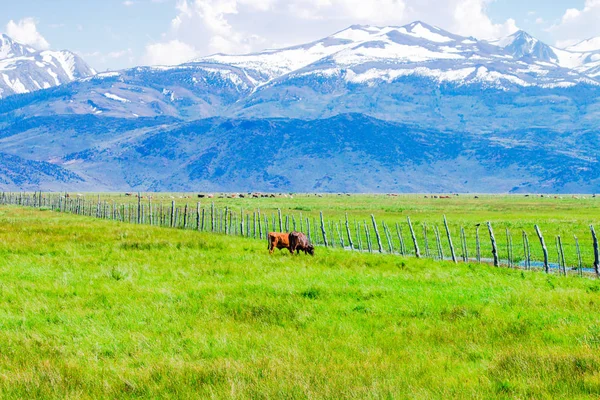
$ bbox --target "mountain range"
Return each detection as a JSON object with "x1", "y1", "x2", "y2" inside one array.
[
  {"x1": 0, "y1": 34, "x2": 95, "y2": 99},
  {"x1": 1, "y1": 22, "x2": 600, "y2": 193}
]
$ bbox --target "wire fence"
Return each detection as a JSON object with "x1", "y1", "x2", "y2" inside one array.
[{"x1": 2, "y1": 191, "x2": 599, "y2": 278}]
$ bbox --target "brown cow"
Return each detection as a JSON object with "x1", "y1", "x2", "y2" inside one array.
[
  {"x1": 268, "y1": 232, "x2": 293, "y2": 255},
  {"x1": 289, "y1": 231, "x2": 315, "y2": 256}
]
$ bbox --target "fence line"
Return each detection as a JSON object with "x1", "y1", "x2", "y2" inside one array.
[{"x1": 1, "y1": 191, "x2": 598, "y2": 279}]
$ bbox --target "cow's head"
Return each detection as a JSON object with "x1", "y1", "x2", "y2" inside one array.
[{"x1": 307, "y1": 244, "x2": 315, "y2": 256}]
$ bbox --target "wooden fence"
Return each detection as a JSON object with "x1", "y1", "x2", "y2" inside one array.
[{"x1": 1, "y1": 192, "x2": 599, "y2": 278}]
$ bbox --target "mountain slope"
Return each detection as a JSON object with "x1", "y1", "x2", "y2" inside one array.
[
  {"x1": 0, "y1": 113, "x2": 599, "y2": 193},
  {"x1": 0, "y1": 34, "x2": 96, "y2": 99},
  {"x1": 2, "y1": 22, "x2": 600, "y2": 192},
  {"x1": 3, "y1": 21, "x2": 599, "y2": 126},
  {"x1": 0, "y1": 151, "x2": 87, "y2": 191},
  {"x1": 488, "y1": 30, "x2": 558, "y2": 62},
  {"x1": 567, "y1": 37, "x2": 600, "y2": 53}
]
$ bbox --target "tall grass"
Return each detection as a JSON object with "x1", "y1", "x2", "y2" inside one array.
[{"x1": 0, "y1": 206, "x2": 598, "y2": 398}]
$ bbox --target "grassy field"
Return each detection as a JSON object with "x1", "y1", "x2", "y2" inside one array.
[
  {"x1": 0, "y1": 206, "x2": 599, "y2": 398},
  {"x1": 11, "y1": 192, "x2": 600, "y2": 268}
]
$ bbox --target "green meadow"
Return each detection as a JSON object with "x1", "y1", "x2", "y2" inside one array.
[
  {"x1": 23, "y1": 192, "x2": 600, "y2": 267},
  {"x1": 0, "y1": 204, "x2": 599, "y2": 398}
]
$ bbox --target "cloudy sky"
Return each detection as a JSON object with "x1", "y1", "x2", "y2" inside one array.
[{"x1": 2, "y1": 0, "x2": 598, "y2": 71}]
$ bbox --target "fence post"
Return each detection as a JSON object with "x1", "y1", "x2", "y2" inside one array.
[
  {"x1": 423, "y1": 223, "x2": 430, "y2": 258},
  {"x1": 591, "y1": 225, "x2": 599, "y2": 277},
  {"x1": 278, "y1": 209, "x2": 283, "y2": 232},
  {"x1": 201, "y1": 208, "x2": 206, "y2": 231},
  {"x1": 435, "y1": 226, "x2": 444, "y2": 260},
  {"x1": 383, "y1": 222, "x2": 394, "y2": 254},
  {"x1": 183, "y1": 204, "x2": 189, "y2": 229},
  {"x1": 265, "y1": 215, "x2": 270, "y2": 240},
  {"x1": 210, "y1": 202, "x2": 215, "y2": 232},
  {"x1": 525, "y1": 231, "x2": 531, "y2": 269},
  {"x1": 171, "y1": 201, "x2": 176, "y2": 228},
  {"x1": 407, "y1": 217, "x2": 421, "y2": 259},
  {"x1": 336, "y1": 222, "x2": 345, "y2": 248},
  {"x1": 461, "y1": 227, "x2": 469, "y2": 262},
  {"x1": 196, "y1": 203, "x2": 201, "y2": 230},
  {"x1": 371, "y1": 215, "x2": 383, "y2": 253},
  {"x1": 240, "y1": 209, "x2": 244, "y2": 237},
  {"x1": 345, "y1": 213, "x2": 354, "y2": 250},
  {"x1": 475, "y1": 224, "x2": 481, "y2": 263},
  {"x1": 253, "y1": 212, "x2": 257, "y2": 238},
  {"x1": 444, "y1": 216, "x2": 457, "y2": 263},
  {"x1": 364, "y1": 221, "x2": 373, "y2": 253},
  {"x1": 555, "y1": 237, "x2": 561, "y2": 273},
  {"x1": 535, "y1": 225, "x2": 549, "y2": 273},
  {"x1": 575, "y1": 236, "x2": 583, "y2": 277},
  {"x1": 558, "y1": 235, "x2": 567, "y2": 276},
  {"x1": 506, "y1": 228, "x2": 512, "y2": 268},
  {"x1": 522, "y1": 231, "x2": 528, "y2": 269},
  {"x1": 256, "y1": 209, "x2": 262, "y2": 239},
  {"x1": 395, "y1": 223, "x2": 406, "y2": 256},
  {"x1": 356, "y1": 221, "x2": 363, "y2": 252},
  {"x1": 137, "y1": 193, "x2": 141, "y2": 224},
  {"x1": 320, "y1": 212, "x2": 329, "y2": 247},
  {"x1": 488, "y1": 222, "x2": 499, "y2": 267}
]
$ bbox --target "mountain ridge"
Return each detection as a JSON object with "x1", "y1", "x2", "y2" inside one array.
[
  {"x1": 0, "y1": 34, "x2": 96, "y2": 99},
  {"x1": 1, "y1": 22, "x2": 600, "y2": 192}
]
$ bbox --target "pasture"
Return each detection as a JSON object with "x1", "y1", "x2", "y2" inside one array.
[
  {"x1": 0, "y1": 202, "x2": 599, "y2": 398},
  {"x1": 6, "y1": 192, "x2": 600, "y2": 271}
]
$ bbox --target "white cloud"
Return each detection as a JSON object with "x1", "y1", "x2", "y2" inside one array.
[
  {"x1": 288, "y1": 0, "x2": 407, "y2": 24},
  {"x1": 5, "y1": 17, "x2": 50, "y2": 49},
  {"x1": 549, "y1": 0, "x2": 600, "y2": 49},
  {"x1": 452, "y1": 0, "x2": 517, "y2": 39},
  {"x1": 108, "y1": 49, "x2": 132, "y2": 59},
  {"x1": 144, "y1": 39, "x2": 198, "y2": 65},
  {"x1": 142, "y1": 0, "x2": 519, "y2": 65},
  {"x1": 123, "y1": 0, "x2": 136, "y2": 6}
]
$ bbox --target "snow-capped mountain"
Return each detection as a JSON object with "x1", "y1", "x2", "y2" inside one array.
[
  {"x1": 189, "y1": 24, "x2": 389, "y2": 84},
  {"x1": 0, "y1": 34, "x2": 96, "y2": 99},
  {"x1": 5, "y1": 21, "x2": 600, "y2": 128},
  {"x1": 280, "y1": 22, "x2": 591, "y2": 89},
  {"x1": 188, "y1": 22, "x2": 599, "y2": 92},
  {"x1": 3, "y1": 21, "x2": 600, "y2": 192},
  {"x1": 487, "y1": 30, "x2": 558, "y2": 62}
]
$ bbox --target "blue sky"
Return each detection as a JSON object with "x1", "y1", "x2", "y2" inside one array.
[{"x1": 2, "y1": 0, "x2": 596, "y2": 71}]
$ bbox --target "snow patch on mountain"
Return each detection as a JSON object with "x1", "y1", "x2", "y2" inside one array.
[
  {"x1": 333, "y1": 42, "x2": 465, "y2": 66},
  {"x1": 397, "y1": 22, "x2": 454, "y2": 43},
  {"x1": 345, "y1": 66, "x2": 477, "y2": 84},
  {"x1": 567, "y1": 37, "x2": 600, "y2": 53},
  {"x1": 2, "y1": 74, "x2": 27, "y2": 93},
  {"x1": 104, "y1": 93, "x2": 130, "y2": 103}
]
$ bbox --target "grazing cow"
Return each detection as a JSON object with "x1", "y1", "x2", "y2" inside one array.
[
  {"x1": 268, "y1": 232, "x2": 293, "y2": 255},
  {"x1": 289, "y1": 231, "x2": 315, "y2": 256}
]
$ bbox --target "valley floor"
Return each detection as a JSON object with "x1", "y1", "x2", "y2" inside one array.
[{"x1": 0, "y1": 207, "x2": 598, "y2": 398}]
